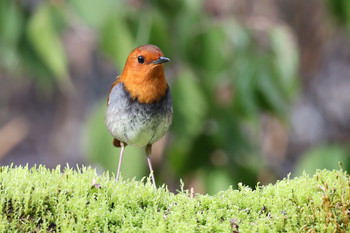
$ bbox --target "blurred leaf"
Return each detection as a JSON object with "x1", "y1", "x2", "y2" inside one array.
[
  {"x1": 185, "y1": 23, "x2": 227, "y2": 78},
  {"x1": 325, "y1": 0, "x2": 350, "y2": 30},
  {"x1": 257, "y1": 67, "x2": 288, "y2": 116},
  {"x1": 85, "y1": 101, "x2": 145, "y2": 180},
  {"x1": 151, "y1": 0, "x2": 187, "y2": 18},
  {"x1": 0, "y1": 45, "x2": 20, "y2": 72},
  {"x1": 167, "y1": 140, "x2": 191, "y2": 176},
  {"x1": 294, "y1": 145, "x2": 349, "y2": 177},
  {"x1": 232, "y1": 56, "x2": 259, "y2": 117},
  {"x1": 171, "y1": 68, "x2": 207, "y2": 139},
  {"x1": 0, "y1": 0, "x2": 23, "y2": 71},
  {"x1": 215, "y1": 112, "x2": 247, "y2": 154},
  {"x1": 0, "y1": 0, "x2": 23, "y2": 44},
  {"x1": 231, "y1": 24, "x2": 299, "y2": 119},
  {"x1": 224, "y1": 19, "x2": 251, "y2": 50},
  {"x1": 100, "y1": 15, "x2": 134, "y2": 68},
  {"x1": 69, "y1": 0, "x2": 117, "y2": 28},
  {"x1": 269, "y1": 26, "x2": 299, "y2": 98},
  {"x1": 204, "y1": 169, "x2": 233, "y2": 195},
  {"x1": 175, "y1": 12, "x2": 202, "y2": 58},
  {"x1": 182, "y1": 0, "x2": 202, "y2": 13},
  {"x1": 135, "y1": 11, "x2": 152, "y2": 46},
  {"x1": 27, "y1": 3, "x2": 69, "y2": 86},
  {"x1": 169, "y1": 68, "x2": 208, "y2": 173},
  {"x1": 147, "y1": 10, "x2": 170, "y2": 54},
  {"x1": 200, "y1": 26, "x2": 227, "y2": 78},
  {"x1": 20, "y1": 36, "x2": 57, "y2": 94}
]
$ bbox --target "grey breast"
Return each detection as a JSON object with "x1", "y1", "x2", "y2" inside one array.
[{"x1": 105, "y1": 82, "x2": 173, "y2": 147}]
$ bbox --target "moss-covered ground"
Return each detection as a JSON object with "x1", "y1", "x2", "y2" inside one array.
[{"x1": 0, "y1": 165, "x2": 349, "y2": 232}]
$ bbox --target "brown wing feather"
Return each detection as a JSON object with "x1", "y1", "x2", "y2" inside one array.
[{"x1": 113, "y1": 138, "x2": 127, "y2": 148}]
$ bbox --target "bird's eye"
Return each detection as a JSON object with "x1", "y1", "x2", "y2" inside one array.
[{"x1": 137, "y1": 56, "x2": 145, "y2": 64}]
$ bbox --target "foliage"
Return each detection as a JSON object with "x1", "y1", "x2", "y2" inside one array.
[
  {"x1": 1, "y1": 166, "x2": 350, "y2": 232},
  {"x1": 325, "y1": 0, "x2": 350, "y2": 30},
  {"x1": 0, "y1": 0, "x2": 70, "y2": 92},
  {"x1": 294, "y1": 144, "x2": 350, "y2": 177}
]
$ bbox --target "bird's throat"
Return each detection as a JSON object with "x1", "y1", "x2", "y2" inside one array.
[{"x1": 120, "y1": 66, "x2": 168, "y2": 104}]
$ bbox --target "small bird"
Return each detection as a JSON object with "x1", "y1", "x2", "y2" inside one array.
[{"x1": 105, "y1": 45, "x2": 172, "y2": 188}]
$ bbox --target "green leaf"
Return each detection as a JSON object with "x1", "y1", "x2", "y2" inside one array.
[
  {"x1": 257, "y1": 67, "x2": 288, "y2": 116},
  {"x1": 232, "y1": 56, "x2": 259, "y2": 117},
  {"x1": 168, "y1": 68, "x2": 208, "y2": 173},
  {"x1": 69, "y1": 0, "x2": 118, "y2": 28},
  {"x1": 185, "y1": 23, "x2": 227, "y2": 78},
  {"x1": 204, "y1": 169, "x2": 233, "y2": 195},
  {"x1": 269, "y1": 26, "x2": 299, "y2": 98},
  {"x1": 224, "y1": 18, "x2": 251, "y2": 50},
  {"x1": 27, "y1": 3, "x2": 69, "y2": 84},
  {"x1": 147, "y1": 10, "x2": 170, "y2": 54},
  {"x1": 294, "y1": 144, "x2": 349, "y2": 177},
  {"x1": 0, "y1": 0, "x2": 23, "y2": 44},
  {"x1": 171, "y1": 68, "x2": 207, "y2": 139},
  {"x1": 325, "y1": 0, "x2": 350, "y2": 30},
  {"x1": 0, "y1": 0, "x2": 23, "y2": 71},
  {"x1": 100, "y1": 15, "x2": 134, "y2": 68}
]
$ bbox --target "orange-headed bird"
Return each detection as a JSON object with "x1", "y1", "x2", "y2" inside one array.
[{"x1": 105, "y1": 45, "x2": 172, "y2": 188}]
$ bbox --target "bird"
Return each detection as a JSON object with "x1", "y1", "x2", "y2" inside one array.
[{"x1": 105, "y1": 44, "x2": 172, "y2": 188}]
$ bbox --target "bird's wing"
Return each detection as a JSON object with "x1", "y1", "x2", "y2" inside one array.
[{"x1": 107, "y1": 76, "x2": 120, "y2": 105}]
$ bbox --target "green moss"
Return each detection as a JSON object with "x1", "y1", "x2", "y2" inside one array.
[{"x1": 0, "y1": 165, "x2": 349, "y2": 232}]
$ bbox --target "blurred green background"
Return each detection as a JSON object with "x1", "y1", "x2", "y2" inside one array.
[{"x1": 1, "y1": 0, "x2": 350, "y2": 194}]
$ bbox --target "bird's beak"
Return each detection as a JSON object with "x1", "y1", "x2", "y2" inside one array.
[{"x1": 150, "y1": 56, "x2": 170, "y2": 64}]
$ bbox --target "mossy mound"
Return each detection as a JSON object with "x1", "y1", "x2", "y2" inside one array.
[{"x1": 0, "y1": 165, "x2": 349, "y2": 232}]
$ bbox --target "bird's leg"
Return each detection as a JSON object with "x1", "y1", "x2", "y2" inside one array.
[
  {"x1": 145, "y1": 144, "x2": 156, "y2": 188},
  {"x1": 116, "y1": 142, "x2": 125, "y2": 182}
]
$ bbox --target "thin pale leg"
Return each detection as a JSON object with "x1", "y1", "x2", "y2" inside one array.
[
  {"x1": 146, "y1": 144, "x2": 156, "y2": 188},
  {"x1": 116, "y1": 142, "x2": 125, "y2": 182}
]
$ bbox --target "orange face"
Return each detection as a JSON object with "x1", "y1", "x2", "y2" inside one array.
[{"x1": 118, "y1": 45, "x2": 170, "y2": 104}]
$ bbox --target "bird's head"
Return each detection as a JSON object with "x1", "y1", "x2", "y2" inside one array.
[{"x1": 119, "y1": 45, "x2": 170, "y2": 104}]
